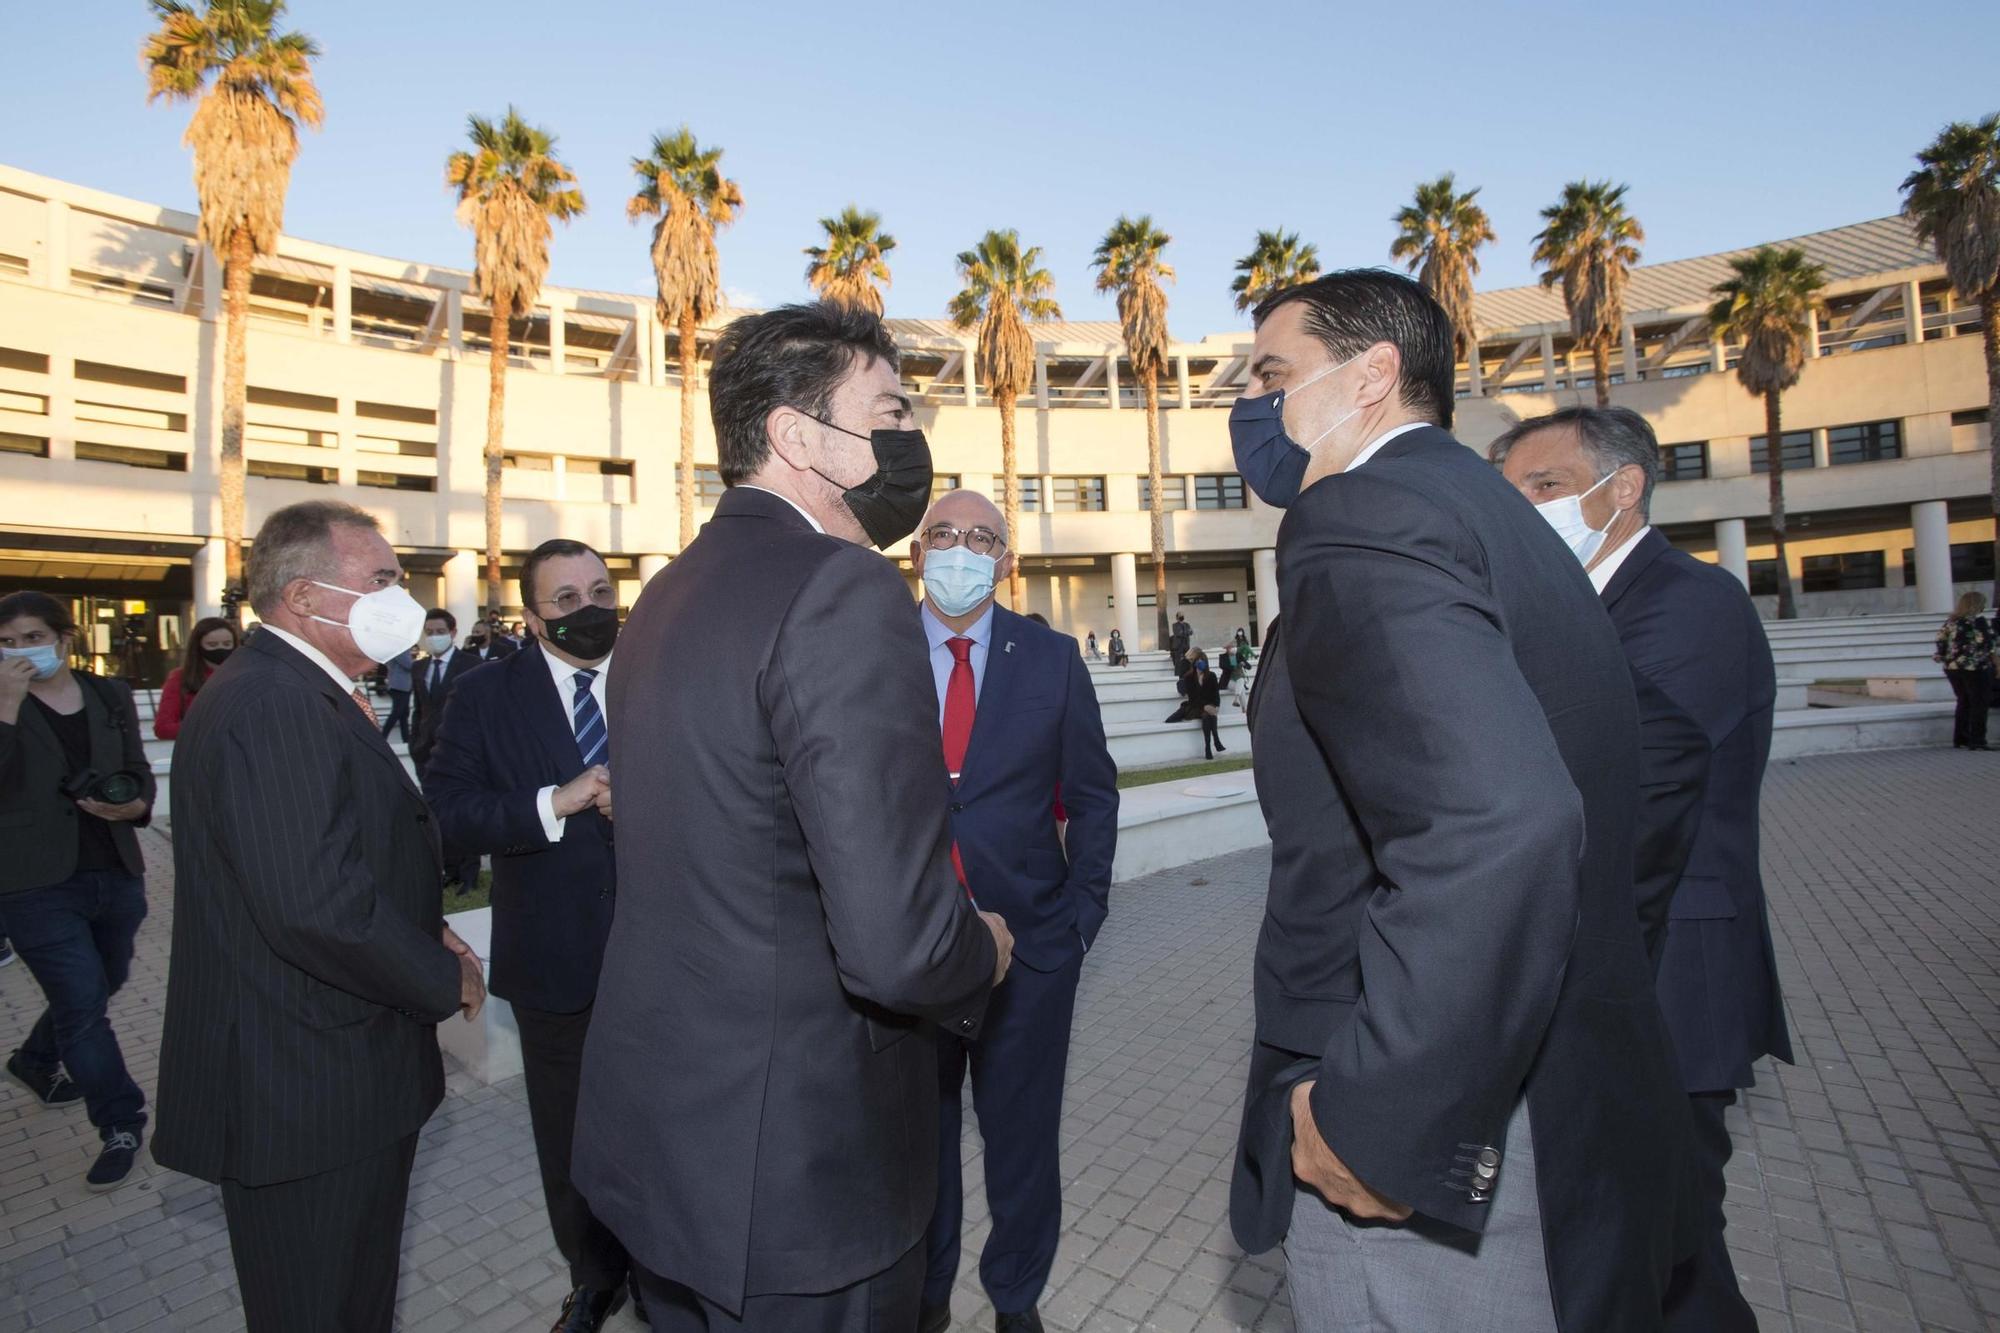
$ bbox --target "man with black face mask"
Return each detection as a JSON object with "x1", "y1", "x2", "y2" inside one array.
[
  {"x1": 422, "y1": 538, "x2": 631, "y2": 1332},
  {"x1": 574, "y1": 301, "x2": 1011, "y2": 1333}
]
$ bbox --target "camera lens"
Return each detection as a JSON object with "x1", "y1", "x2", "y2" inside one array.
[{"x1": 94, "y1": 771, "x2": 142, "y2": 805}]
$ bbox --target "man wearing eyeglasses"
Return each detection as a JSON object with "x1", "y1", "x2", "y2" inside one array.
[
  {"x1": 422, "y1": 538, "x2": 634, "y2": 1333},
  {"x1": 912, "y1": 490, "x2": 1119, "y2": 1333}
]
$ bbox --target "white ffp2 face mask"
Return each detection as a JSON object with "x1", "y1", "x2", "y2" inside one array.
[
  {"x1": 308, "y1": 581, "x2": 427, "y2": 665},
  {"x1": 1533, "y1": 471, "x2": 1617, "y2": 565}
]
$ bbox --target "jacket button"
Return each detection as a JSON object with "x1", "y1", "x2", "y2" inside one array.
[
  {"x1": 416, "y1": 811, "x2": 430, "y2": 824},
  {"x1": 959, "y1": 1018, "x2": 974, "y2": 1031},
  {"x1": 1476, "y1": 1148, "x2": 1500, "y2": 1168},
  {"x1": 950, "y1": 803, "x2": 965, "y2": 813}
]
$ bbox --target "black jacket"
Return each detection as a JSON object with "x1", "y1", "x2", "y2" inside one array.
[
  {"x1": 1603, "y1": 528, "x2": 1794, "y2": 1091},
  {"x1": 574, "y1": 487, "x2": 997, "y2": 1314},
  {"x1": 411, "y1": 648, "x2": 483, "y2": 768},
  {"x1": 152, "y1": 631, "x2": 462, "y2": 1186},
  {"x1": 423, "y1": 643, "x2": 616, "y2": 1014},
  {"x1": 0, "y1": 672, "x2": 154, "y2": 892},
  {"x1": 1230, "y1": 428, "x2": 1688, "y2": 1332}
]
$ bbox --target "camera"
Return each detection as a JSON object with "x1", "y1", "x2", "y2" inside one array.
[{"x1": 60, "y1": 768, "x2": 144, "y2": 806}]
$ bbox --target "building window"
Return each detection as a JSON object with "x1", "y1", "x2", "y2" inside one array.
[
  {"x1": 1951, "y1": 408, "x2": 1989, "y2": 427},
  {"x1": 357, "y1": 470, "x2": 436, "y2": 492},
  {"x1": 673, "y1": 465, "x2": 726, "y2": 505},
  {"x1": 0, "y1": 431, "x2": 50, "y2": 457},
  {"x1": 1018, "y1": 477, "x2": 1042, "y2": 513},
  {"x1": 1139, "y1": 476, "x2": 1188, "y2": 510},
  {"x1": 1049, "y1": 476, "x2": 1107, "y2": 512},
  {"x1": 1193, "y1": 474, "x2": 1247, "y2": 510},
  {"x1": 1801, "y1": 551, "x2": 1886, "y2": 593},
  {"x1": 931, "y1": 474, "x2": 960, "y2": 500},
  {"x1": 1826, "y1": 420, "x2": 1901, "y2": 466},
  {"x1": 74, "y1": 440, "x2": 187, "y2": 471},
  {"x1": 1178, "y1": 591, "x2": 1238, "y2": 605},
  {"x1": 1659, "y1": 442, "x2": 1708, "y2": 482},
  {"x1": 247, "y1": 459, "x2": 337, "y2": 484},
  {"x1": 1904, "y1": 542, "x2": 1998, "y2": 585},
  {"x1": 1748, "y1": 430, "x2": 1814, "y2": 474},
  {"x1": 1746, "y1": 560, "x2": 1780, "y2": 597}
]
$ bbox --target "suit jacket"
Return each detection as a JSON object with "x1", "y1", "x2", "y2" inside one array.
[
  {"x1": 1231, "y1": 427, "x2": 1688, "y2": 1332},
  {"x1": 152, "y1": 630, "x2": 462, "y2": 1187},
  {"x1": 423, "y1": 643, "x2": 616, "y2": 1014},
  {"x1": 947, "y1": 604, "x2": 1118, "y2": 972},
  {"x1": 1628, "y1": 666, "x2": 1711, "y2": 964},
  {"x1": 1602, "y1": 528, "x2": 1795, "y2": 1091},
  {"x1": 574, "y1": 486, "x2": 998, "y2": 1314},
  {"x1": 411, "y1": 648, "x2": 482, "y2": 768},
  {"x1": 0, "y1": 672, "x2": 154, "y2": 891}
]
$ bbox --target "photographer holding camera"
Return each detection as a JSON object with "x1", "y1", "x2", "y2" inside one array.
[{"x1": 0, "y1": 590, "x2": 155, "y2": 1192}]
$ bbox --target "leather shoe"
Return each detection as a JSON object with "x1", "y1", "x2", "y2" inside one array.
[
  {"x1": 918, "y1": 1300, "x2": 952, "y2": 1333},
  {"x1": 551, "y1": 1284, "x2": 625, "y2": 1333},
  {"x1": 995, "y1": 1310, "x2": 1043, "y2": 1333}
]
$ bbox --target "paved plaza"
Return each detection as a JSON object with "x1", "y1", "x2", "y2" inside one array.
[{"x1": 0, "y1": 747, "x2": 1997, "y2": 1332}]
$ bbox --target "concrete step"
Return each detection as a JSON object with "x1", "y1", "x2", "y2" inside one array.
[
  {"x1": 1770, "y1": 701, "x2": 1954, "y2": 759},
  {"x1": 1105, "y1": 712, "x2": 1251, "y2": 769}
]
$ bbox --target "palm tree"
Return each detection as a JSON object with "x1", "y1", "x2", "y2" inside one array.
[
  {"x1": 949, "y1": 230, "x2": 1061, "y2": 609},
  {"x1": 1532, "y1": 180, "x2": 1644, "y2": 408},
  {"x1": 1092, "y1": 216, "x2": 1175, "y2": 650},
  {"x1": 1390, "y1": 173, "x2": 1496, "y2": 371},
  {"x1": 1230, "y1": 229, "x2": 1320, "y2": 313},
  {"x1": 446, "y1": 109, "x2": 585, "y2": 612},
  {"x1": 143, "y1": 0, "x2": 322, "y2": 621},
  {"x1": 628, "y1": 127, "x2": 742, "y2": 553},
  {"x1": 1902, "y1": 114, "x2": 2000, "y2": 595},
  {"x1": 805, "y1": 206, "x2": 895, "y2": 314},
  {"x1": 1710, "y1": 247, "x2": 1826, "y2": 620}
]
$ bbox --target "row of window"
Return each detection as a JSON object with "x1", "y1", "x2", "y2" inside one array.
[
  {"x1": 1661, "y1": 419, "x2": 1907, "y2": 482},
  {"x1": 1746, "y1": 541, "x2": 1996, "y2": 597}
]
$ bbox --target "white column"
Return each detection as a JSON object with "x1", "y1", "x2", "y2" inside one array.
[
  {"x1": 1540, "y1": 332, "x2": 1558, "y2": 391},
  {"x1": 1904, "y1": 280, "x2": 1925, "y2": 346},
  {"x1": 1810, "y1": 427, "x2": 1830, "y2": 471},
  {"x1": 1804, "y1": 309, "x2": 1821, "y2": 359},
  {"x1": 1034, "y1": 346, "x2": 1050, "y2": 410},
  {"x1": 43, "y1": 199, "x2": 68, "y2": 291},
  {"x1": 443, "y1": 549, "x2": 481, "y2": 640},
  {"x1": 1111, "y1": 552, "x2": 1139, "y2": 652},
  {"x1": 1710, "y1": 334, "x2": 1726, "y2": 374},
  {"x1": 1714, "y1": 518, "x2": 1749, "y2": 589},
  {"x1": 547, "y1": 300, "x2": 566, "y2": 376},
  {"x1": 638, "y1": 553, "x2": 670, "y2": 585},
  {"x1": 446, "y1": 289, "x2": 465, "y2": 358},
  {"x1": 191, "y1": 537, "x2": 229, "y2": 618},
  {"x1": 1104, "y1": 349, "x2": 1121, "y2": 411},
  {"x1": 1620, "y1": 322, "x2": 1639, "y2": 385},
  {"x1": 1175, "y1": 354, "x2": 1191, "y2": 409},
  {"x1": 1466, "y1": 344, "x2": 1483, "y2": 398},
  {"x1": 1252, "y1": 547, "x2": 1280, "y2": 641},
  {"x1": 962, "y1": 339, "x2": 978, "y2": 405},
  {"x1": 551, "y1": 453, "x2": 567, "y2": 502},
  {"x1": 331, "y1": 264, "x2": 352, "y2": 343},
  {"x1": 1911, "y1": 500, "x2": 1954, "y2": 614}
]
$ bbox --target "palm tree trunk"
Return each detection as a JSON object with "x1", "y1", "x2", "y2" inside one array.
[
  {"x1": 679, "y1": 311, "x2": 699, "y2": 553},
  {"x1": 484, "y1": 294, "x2": 511, "y2": 615},
  {"x1": 1765, "y1": 389, "x2": 1799, "y2": 620},
  {"x1": 1983, "y1": 292, "x2": 1999, "y2": 606},
  {"x1": 1143, "y1": 371, "x2": 1169, "y2": 651},
  {"x1": 219, "y1": 226, "x2": 253, "y2": 626},
  {"x1": 1591, "y1": 338, "x2": 1612, "y2": 409},
  {"x1": 1000, "y1": 397, "x2": 1023, "y2": 609}
]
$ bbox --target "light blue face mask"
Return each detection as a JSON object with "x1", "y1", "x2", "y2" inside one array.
[
  {"x1": 1, "y1": 643, "x2": 63, "y2": 679},
  {"x1": 923, "y1": 545, "x2": 999, "y2": 617}
]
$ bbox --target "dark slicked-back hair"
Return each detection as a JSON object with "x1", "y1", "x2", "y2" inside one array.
[
  {"x1": 520, "y1": 538, "x2": 606, "y2": 608},
  {"x1": 708, "y1": 302, "x2": 903, "y2": 486},
  {"x1": 1253, "y1": 269, "x2": 1456, "y2": 430}
]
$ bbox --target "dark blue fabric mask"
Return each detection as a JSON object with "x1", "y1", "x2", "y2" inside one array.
[{"x1": 1229, "y1": 389, "x2": 1313, "y2": 509}]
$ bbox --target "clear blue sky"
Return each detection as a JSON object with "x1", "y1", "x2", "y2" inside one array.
[{"x1": 7, "y1": 1, "x2": 1995, "y2": 336}]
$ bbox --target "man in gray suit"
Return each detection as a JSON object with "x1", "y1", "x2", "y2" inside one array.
[{"x1": 574, "y1": 302, "x2": 1011, "y2": 1333}]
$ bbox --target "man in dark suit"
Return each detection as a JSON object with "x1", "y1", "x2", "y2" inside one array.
[
  {"x1": 412, "y1": 608, "x2": 483, "y2": 890},
  {"x1": 466, "y1": 618, "x2": 517, "y2": 662},
  {"x1": 573, "y1": 301, "x2": 1011, "y2": 1333},
  {"x1": 425, "y1": 537, "x2": 632, "y2": 1333},
  {"x1": 909, "y1": 489, "x2": 1118, "y2": 1333},
  {"x1": 154, "y1": 500, "x2": 484, "y2": 1333},
  {"x1": 1493, "y1": 405, "x2": 1794, "y2": 1332},
  {"x1": 1168, "y1": 612, "x2": 1192, "y2": 676},
  {"x1": 1227, "y1": 271, "x2": 1688, "y2": 1331}
]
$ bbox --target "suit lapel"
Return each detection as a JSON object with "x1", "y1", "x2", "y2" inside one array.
[
  {"x1": 958, "y1": 609, "x2": 1023, "y2": 793},
  {"x1": 1599, "y1": 529, "x2": 1671, "y2": 610},
  {"x1": 512, "y1": 646, "x2": 583, "y2": 781},
  {"x1": 253, "y1": 633, "x2": 422, "y2": 800}
]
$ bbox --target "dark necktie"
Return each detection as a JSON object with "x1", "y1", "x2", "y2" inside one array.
[
  {"x1": 571, "y1": 668, "x2": 607, "y2": 768},
  {"x1": 942, "y1": 638, "x2": 975, "y2": 893},
  {"x1": 430, "y1": 658, "x2": 444, "y2": 692}
]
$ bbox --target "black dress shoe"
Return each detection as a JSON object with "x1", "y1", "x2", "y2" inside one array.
[
  {"x1": 551, "y1": 1284, "x2": 626, "y2": 1333},
  {"x1": 994, "y1": 1310, "x2": 1043, "y2": 1333},
  {"x1": 629, "y1": 1274, "x2": 649, "y2": 1325},
  {"x1": 917, "y1": 1300, "x2": 952, "y2": 1333}
]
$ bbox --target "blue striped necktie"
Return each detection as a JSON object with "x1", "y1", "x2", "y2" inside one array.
[{"x1": 571, "y1": 668, "x2": 608, "y2": 768}]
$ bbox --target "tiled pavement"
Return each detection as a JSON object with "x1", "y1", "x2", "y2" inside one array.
[{"x1": 0, "y1": 747, "x2": 1996, "y2": 1331}]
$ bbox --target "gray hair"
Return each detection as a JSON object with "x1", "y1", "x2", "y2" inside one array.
[
  {"x1": 246, "y1": 500, "x2": 381, "y2": 614},
  {"x1": 1486, "y1": 405, "x2": 1662, "y2": 517}
]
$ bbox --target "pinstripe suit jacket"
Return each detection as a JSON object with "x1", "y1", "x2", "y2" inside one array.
[{"x1": 152, "y1": 630, "x2": 463, "y2": 1187}]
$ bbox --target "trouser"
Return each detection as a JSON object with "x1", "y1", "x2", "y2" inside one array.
[
  {"x1": 2, "y1": 868, "x2": 148, "y2": 1138},
  {"x1": 925, "y1": 953, "x2": 1082, "y2": 1315},
  {"x1": 1947, "y1": 669, "x2": 1991, "y2": 747},
  {"x1": 416, "y1": 760, "x2": 481, "y2": 887},
  {"x1": 379, "y1": 688, "x2": 411, "y2": 743},
  {"x1": 1285, "y1": 1095, "x2": 1556, "y2": 1332},
  {"x1": 220, "y1": 1132, "x2": 420, "y2": 1333},
  {"x1": 1201, "y1": 714, "x2": 1223, "y2": 757},
  {"x1": 1662, "y1": 1090, "x2": 1758, "y2": 1332},
  {"x1": 637, "y1": 1241, "x2": 922, "y2": 1332},
  {"x1": 513, "y1": 1001, "x2": 633, "y2": 1294}
]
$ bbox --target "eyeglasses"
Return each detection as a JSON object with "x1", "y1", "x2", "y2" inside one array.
[
  {"x1": 536, "y1": 585, "x2": 618, "y2": 616},
  {"x1": 921, "y1": 524, "x2": 1005, "y2": 556}
]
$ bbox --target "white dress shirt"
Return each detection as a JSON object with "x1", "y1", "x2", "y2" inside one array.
[
  {"x1": 922, "y1": 600, "x2": 994, "y2": 729},
  {"x1": 420, "y1": 647, "x2": 457, "y2": 693},
  {"x1": 260, "y1": 625, "x2": 365, "y2": 693},
  {"x1": 1345, "y1": 421, "x2": 1431, "y2": 474},
  {"x1": 738, "y1": 484, "x2": 826, "y2": 534},
  {"x1": 535, "y1": 645, "x2": 614, "y2": 843},
  {"x1": 1588, "y1": 525, "x2": 1653, "y2": 593}
]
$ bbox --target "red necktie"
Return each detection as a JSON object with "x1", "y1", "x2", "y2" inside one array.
[
  {"x1": 942, "y1": 638, "x2": 975, "y2": 894},
  {"x1": 350, "y1": 687, "x2": 376, "y2": 721}
]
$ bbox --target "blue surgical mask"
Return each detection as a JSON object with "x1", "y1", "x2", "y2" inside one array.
[
  {"x1": 1228, "y1": 352, "x2": 1364, "y2": 508},
  {"x1": 923, "y1": 545, "x2": 998, "y2": 617},
  {"x1": 2, "y1": 643, "x2": 62, "y2": 679}
]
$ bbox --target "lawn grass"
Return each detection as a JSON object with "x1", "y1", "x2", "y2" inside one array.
[
  {"x1": 443, "y1": 870, "x2": 492, "y2": 915},
  {"x1": 1117, "y1": 754, "x2": 1255, "y2": 789}
]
